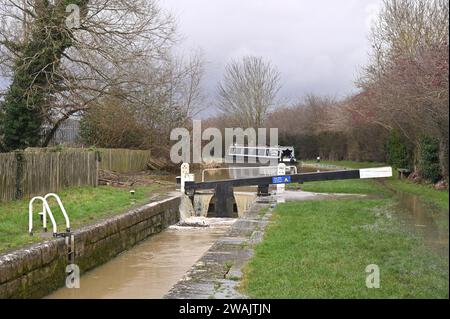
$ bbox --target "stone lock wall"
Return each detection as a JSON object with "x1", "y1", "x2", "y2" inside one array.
[{"x1": 0, "y1": 196, "x2": 180, "y2": 299}]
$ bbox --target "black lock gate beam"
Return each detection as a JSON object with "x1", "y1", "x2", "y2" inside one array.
[
  {"x1": 185, "y1": 169, "x2": 361, "y2": 191},
  {"x1": 184, "y1": 167, "x2": 392, "y2": 217},
  {"x1": 184, "y1": 169, "x2": 364, "y2": 217}
]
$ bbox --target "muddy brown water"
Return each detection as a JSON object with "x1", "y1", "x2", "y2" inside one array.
[{"x1": 46, "y1": 220, "x2": 233, "y2": 299}]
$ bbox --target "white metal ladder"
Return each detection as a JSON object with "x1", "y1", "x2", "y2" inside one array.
[{"x1": 29, "y1": 193, "x2": 71, "y2": 237}]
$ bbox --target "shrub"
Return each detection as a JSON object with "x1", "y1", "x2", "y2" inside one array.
[
  {"x1": 418, "y1": 135, "x2": 441, "y2": 183},
  {"x1": 386, "y1": 130, "x2": 411, "y2": 168}
]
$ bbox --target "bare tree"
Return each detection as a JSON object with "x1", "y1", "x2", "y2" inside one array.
[
  {"x1": 0, "y1": 0, "x2": 177, "y2": 149},
  {"x1": 357, "y1": 0, "x2": 449, "y2": 177},
  {"x1": 217, "y1": 56, "x2": 281, "y2": 128},
  {"x1": 80, "y1": 52, "x2": 205, "y2": 150}
]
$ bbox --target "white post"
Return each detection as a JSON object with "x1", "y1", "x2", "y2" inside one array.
[
  {"x1": 180, "y1": 163, "x2": 190, "y2": 193},
  {"x1": 277, "y1": 163, "x2": 286, "y2": 194}
]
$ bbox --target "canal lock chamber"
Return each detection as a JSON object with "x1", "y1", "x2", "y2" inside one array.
[{"x1": 181, "y1": 190, "x2": 257, "y2": 219}]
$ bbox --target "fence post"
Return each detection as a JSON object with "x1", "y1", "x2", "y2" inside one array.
[
  {"x1": 14, "y1": 151, "x2": 25, "y2": 200},
  {"x1": 95, "y1": 150, "x2": 100, "y2": 187},
  {"x1": 87, "y1": 152, "x2": 90, "y2": 185}
]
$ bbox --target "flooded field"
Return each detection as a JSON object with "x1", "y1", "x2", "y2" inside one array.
[
  {"x1": 394, "y1": 190, "x2": 448, "y2": 257},
  {"x1": 46, "y1": 218, "x2": 235, "y2": 299}
]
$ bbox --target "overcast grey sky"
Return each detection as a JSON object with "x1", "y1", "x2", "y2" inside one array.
[
  {"x1": 0, "y1": 0, "x2": 383, "y2": 117},
  {"x1": 161, "y1": 0, "x2": 382, "y2": 115}
]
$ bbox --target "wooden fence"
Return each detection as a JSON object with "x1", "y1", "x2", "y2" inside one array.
[
  {"x1": 0, "y1": 150, "x2": 98, "y2": 202},
  {"x1": 97, "y1": 148, "x2": 152, "y2": 173},
  {"x1": 0, "y1": 153, "x2": 16, "y2": 202},
  {"x1": 0, "y1": 148, "x2": 154, "y2": 202}
]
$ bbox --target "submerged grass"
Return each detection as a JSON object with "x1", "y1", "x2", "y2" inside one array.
[{"x1": 385, "y1": 178, "x2": 449, "y2": 211}]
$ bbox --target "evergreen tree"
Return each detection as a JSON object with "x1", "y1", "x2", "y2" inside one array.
[
  {"x1": 386, "y1": 130, "x2": 411, "y2": 169},
  {"x1": 418, "y1": 135, "x2": 441, "y2": 183}
]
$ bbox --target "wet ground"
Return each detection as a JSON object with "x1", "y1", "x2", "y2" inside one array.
[{"x1": 392, "y1": 189, "x2": 448, "y2": 257}]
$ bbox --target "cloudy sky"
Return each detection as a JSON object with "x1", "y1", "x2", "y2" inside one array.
[
  {"x1": 0, "y1": 1, "x2": 382, "y2": 117},
  {"x1": 161, "y1": 0, "x2": 382, "y2": 116}
]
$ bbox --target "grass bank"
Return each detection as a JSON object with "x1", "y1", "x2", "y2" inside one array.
[
  {"x1": 0, "y1": 184, "x2": 162, "y2": 253},
  {"x1": 301, "y1": 160, "x2": 448, "y2": 209},
  {"x1": 243, "y1": 161, "x2": 449, "y2": 298}
]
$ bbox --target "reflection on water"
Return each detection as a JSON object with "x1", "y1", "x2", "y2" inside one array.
[
  {"x1": 46, "y1": 221, "x2": 231, "y2": 299},
  {"x1": 394, "y1": 191, "x2": 449, "y2": 257}
]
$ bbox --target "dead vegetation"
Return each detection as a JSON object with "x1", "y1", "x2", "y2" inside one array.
[{"x1": 98, "y1": 170, "x2": 175, "y2": 188}]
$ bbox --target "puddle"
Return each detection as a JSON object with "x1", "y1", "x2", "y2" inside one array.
[
  {"x1": 46, "y1": 219, "x2": 233, "y2": 299},
  {"x1": 393, "y1": 190, "x2": 449, "y2": 257}
]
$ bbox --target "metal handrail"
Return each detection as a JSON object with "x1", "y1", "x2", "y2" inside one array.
[
  {"x1": 29, "y1": 193, "x2": 71, "y2": 236},
  {"x1": 44, "y1": 193, "x2": 71, "y2": 232},
  {"x1": 29, "y1": 196, "x2": 58, "y2": 236}
]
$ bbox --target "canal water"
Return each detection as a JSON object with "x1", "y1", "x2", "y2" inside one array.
[{"x1": 46, "y1": 218, "x2": 235, "y2": 299}]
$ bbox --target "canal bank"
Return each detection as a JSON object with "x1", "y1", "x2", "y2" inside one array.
[
  {"x1": 0, "y1": 195, "x2": 180, "y2": 298},
  {"x1": 243, "y1": 178, "x2": 449, "y2": 298}
]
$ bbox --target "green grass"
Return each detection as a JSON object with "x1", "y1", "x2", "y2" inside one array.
[
  {"x1": 301, "y1": 160, "x2": 448, "y2": 209},
  {"x1": 243, "y1": 160, "x2": 449, "y2": 298},
  {"x1": 295, "y1": 179, "x2": 388, "y2": 195},
  {"x1": 0, "y1": 185, "x2": 162, "y2": 253},
  {"x1": 295, "y1": 177, "x2": 448, "y2": 204},
  {"x1": 243, "y1": 199, "x2": 448, "y2": 298}
]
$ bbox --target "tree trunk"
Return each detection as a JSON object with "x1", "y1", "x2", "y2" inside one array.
[{"x1": 439, "y1": 138, "x2": 449, "y2": 181}]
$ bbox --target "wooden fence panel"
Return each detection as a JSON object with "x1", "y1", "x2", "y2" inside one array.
[
  {"x1": 98, "y1": 148, "x2": 152, "y2": 173},
  {"x1": 21, "y1": 151, "x2": 98, "y2": 199},
  {"x1": 0, "y1": 153, "x2": 17, "y2": 202},
  {"x1": 0, "y1": 147, "x2": 152, "y2": 202},
  {"x1": 0, "y1": 150, "x2": 97, "y2": 202}
]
